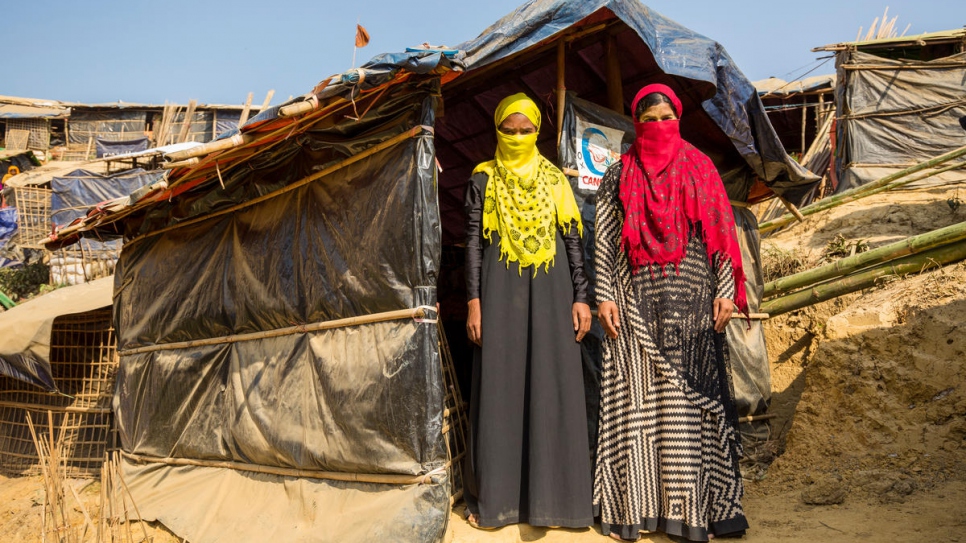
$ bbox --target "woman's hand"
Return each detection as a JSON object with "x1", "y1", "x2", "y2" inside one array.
[
  {"x1": 713, "y1": 298, "x2": 734, "y2": 333},
  {"x1": 467, "y1": 298, "x2": 482, "y2": 347},
  {"x1": 598, "y1": 300, "x2": 621, "y2": 339},
  {"x1": 572, "y1": 302, "x2": 592, "y2": 342}
]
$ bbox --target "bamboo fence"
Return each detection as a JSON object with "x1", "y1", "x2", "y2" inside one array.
[
  {"x1": 11, "y1": 185, "x2": 52, "y2": 248},
  {"x1": 0, "y1": 308, "x2": 117, "y2": 478}
]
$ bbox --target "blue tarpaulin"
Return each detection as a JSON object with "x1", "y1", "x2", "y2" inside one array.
[{"x1": 50, "y1": 168, "x2": 166, "y2": 227}]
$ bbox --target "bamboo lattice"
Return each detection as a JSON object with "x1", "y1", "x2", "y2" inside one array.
[
  {"x1": 5, "y1": 119, "x2": 50, "y2": 150},
  {"x1": 0, "y1": 308, "x2": 118, "y2": 477},
  {"x1": 49, "y1": 241, "x2": 121, "y2": 286},
  {"x1": 12, "y1": 185, "x2": 52, "y2": 248},
  {"x1": 438, "y1": 321, "x2": 468, "y2": 501}
]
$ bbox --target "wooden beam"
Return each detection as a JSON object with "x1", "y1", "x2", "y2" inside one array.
[
  {"x1": 606, "y1": 34, "x2": 624, "y2": 113},
  {"x1": 556, "y1": 39, "x2": 566, "y2": 147}
]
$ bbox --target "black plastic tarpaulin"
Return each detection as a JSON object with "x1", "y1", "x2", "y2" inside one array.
[{"x1": 108, "y1": 84, "x2": 449, "y2": 543}]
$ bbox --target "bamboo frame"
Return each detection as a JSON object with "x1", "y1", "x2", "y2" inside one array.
[
  {"x1": 118, "y1": 306, "x2": 432, "y2": 356},
  {"x1": 11, "y1": 185, "x2": 52, "y2": 248}
]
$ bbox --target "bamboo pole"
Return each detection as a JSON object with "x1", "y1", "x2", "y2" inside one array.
[
  {"x1": 765, "y1": 221, "x2": 966, "y2": 298},
  {"x1": 556, "y1": 39, "x2": 566, "y2": 147},
  {"x1": 760, "y1": 145, "x2": 966, "y2": 233},
  {"x1": 164, "y1": 133, "x2": 254, "y2": 162},
  {"x1": 118, "y1": 306, "x2": 430, "y2": 356},
  {"x1": 258, "y1": 89, "x2": 275, "y2": 114},
  {"x1": 120, "y1": 451, "x2": 445, "y2": 485},
  {"x1": 237, "y1": 92, "x2": 254, "y2": 127},
  {"x1": 605, "y1": 34, "x2": 623, "y2": 114},
  {"x1": 760, "y1": 239, "x2": 966, "y2": 316},
  {"x1": 177, "y1": 99, "x2": 198, "y2": 143},
  {"x1": 779, "y1": 197, "x2": 806, "y2": 222},
  {"x1": 738, "y1": 413, "x2": 777, "y2": 423}
]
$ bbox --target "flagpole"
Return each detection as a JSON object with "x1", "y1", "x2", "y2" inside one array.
[{"x1": 352, "y1": 17, "x2": 359, "y2": 67}]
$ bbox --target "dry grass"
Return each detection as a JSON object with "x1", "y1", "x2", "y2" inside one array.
[
  {"x1": 820, "y1": 234, "x2": 869, "y2": 263},
  {"x1": 761, "y1": 245, "x2": 810, "y2": 283}
]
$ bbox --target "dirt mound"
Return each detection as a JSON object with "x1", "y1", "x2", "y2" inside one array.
[{"x1": 758, "y1": 184, "x2": 966, "y2": 505}]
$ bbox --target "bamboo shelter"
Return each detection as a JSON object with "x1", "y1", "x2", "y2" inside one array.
[
  {"x1": 0, "y1": 278, "x2": 116, "y2": 478},
  {"x1": 814, "y1": 28, "x2": 966, "y2": 193},
  {"x1": 44, "y1": 2, "x2": 815, "y2": 541}
]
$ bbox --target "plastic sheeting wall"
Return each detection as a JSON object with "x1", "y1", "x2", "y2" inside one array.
[
  {"x1": 68, "y1": 110, "x2": 147, "y2": 146},
  {"x1": 51, "y1": 168, "x2": 166, "y2": 227},
  {"x1": 111, "y1": 89, "x2": 449, "y2": 543},
  {"x1": 835, "y1": 50, "x2": 966, "y2": 191}
]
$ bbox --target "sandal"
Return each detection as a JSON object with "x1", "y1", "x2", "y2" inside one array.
[{"x1": 465, "y1": 512, "x2": 496, "y2": 531}]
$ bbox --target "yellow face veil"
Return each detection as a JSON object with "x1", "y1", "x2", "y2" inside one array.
[
  {"x1": 494, "y1": 93, "x2": 541, "y2": 179},
  {"x1": 472, "y1": 93, "x2": 583, "y2": 275}
]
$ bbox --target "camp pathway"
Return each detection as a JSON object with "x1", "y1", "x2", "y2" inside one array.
[{"x1": 445, "y1": 479, "x2": 966, "y2": 542}]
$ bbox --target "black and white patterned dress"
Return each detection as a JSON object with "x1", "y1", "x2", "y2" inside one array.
[{"x1": 593, "y1": 163, "x2": 748, "y2": 542}]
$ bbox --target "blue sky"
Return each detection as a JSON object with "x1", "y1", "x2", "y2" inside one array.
[{"x1": 5, "y1": 0, "x2": 961, "y2": 105}]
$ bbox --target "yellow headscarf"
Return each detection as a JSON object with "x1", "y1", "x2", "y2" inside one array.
[{"x1": 473, "y1": 93, "x2": 582, "y2": 275}]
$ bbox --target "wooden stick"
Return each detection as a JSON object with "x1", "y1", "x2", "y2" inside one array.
[
  {"x1": 177, "y1": 99, "x2": 198, "y2": 143},
  {"x1": 119, "y1": 450, "x2": 444, "y2": 485},
  {"x1": 738, "y1": 413, "x2": 777, "y2": 423},
  {"x1": 258, "y1": 89, "x2": 275, "y2": 113},
  {"x1": 118, "y1": 306, "x2": 429, "y2": 356},
  {"x1": 237, "y1": 92, "x2": 254, "y2": 128},
  {"x1": 556, "y1": 39, "x2": 566, "y2": 148},
  {"x1": 779, "y1": 197, "x2": 806, "y2": 222}
]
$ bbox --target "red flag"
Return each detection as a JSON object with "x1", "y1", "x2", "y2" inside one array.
[{"x1": 355, "y1": 24, "x2": 370, "y2": 48}]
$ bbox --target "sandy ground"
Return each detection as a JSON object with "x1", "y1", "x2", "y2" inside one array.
[
  {"x1": 2, "y1": 473, "x2": 964, "y2": 542},
  {"x1": 2, "y1": 183, "x2": 965, "y2": 542}
]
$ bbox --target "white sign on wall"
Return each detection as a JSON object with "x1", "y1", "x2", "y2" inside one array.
[{"x1": 574, "y1": 118, "x2": 626, "y2": 191}]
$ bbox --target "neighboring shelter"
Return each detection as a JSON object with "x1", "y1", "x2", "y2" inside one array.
[
  {"x1": 47, "y1": 1, "x2": 818, "y2": 541},
  {"x1": 0, "y1": 96, "x2": 70, "y2": 159},
  {"x1": 1, "y1": 95, "x2": 262, "y2": 161},
  {"x1": 0, "y1": 277, "x2": 116, "y2": 477},
  {"x1": 814, "y1": 29, "x2": 966, "y2": 192},
  {"x1": 2, "y1": 160, "x2": 161, "y2": 283},
  {"x1": 754, "y1": 75, "x2": 835, "y2": 160}
]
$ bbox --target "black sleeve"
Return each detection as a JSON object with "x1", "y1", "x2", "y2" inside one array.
[
  {"x1": 464, "y1": 172, "x2": 487, "y2": 301},
  {"x1": 561, "y1": 220, "x2": 589, "y2": 305}
]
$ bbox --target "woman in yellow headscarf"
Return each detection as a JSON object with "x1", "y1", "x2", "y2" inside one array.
[{"x1": 462, "y1": 93, "x2": 593, "y2": 530}]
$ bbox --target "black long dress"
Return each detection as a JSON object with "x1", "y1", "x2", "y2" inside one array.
[
  {"x1": 462, "y1": 171, "x2": 594, "y2": 528},
  {"x1": 593, "y1": 163, "x2": 748, "y2": 541}
]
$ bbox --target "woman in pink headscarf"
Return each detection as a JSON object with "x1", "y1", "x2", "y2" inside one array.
[{"x1": 592, "y1": 84, "x2": 749, "y2": 542}]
